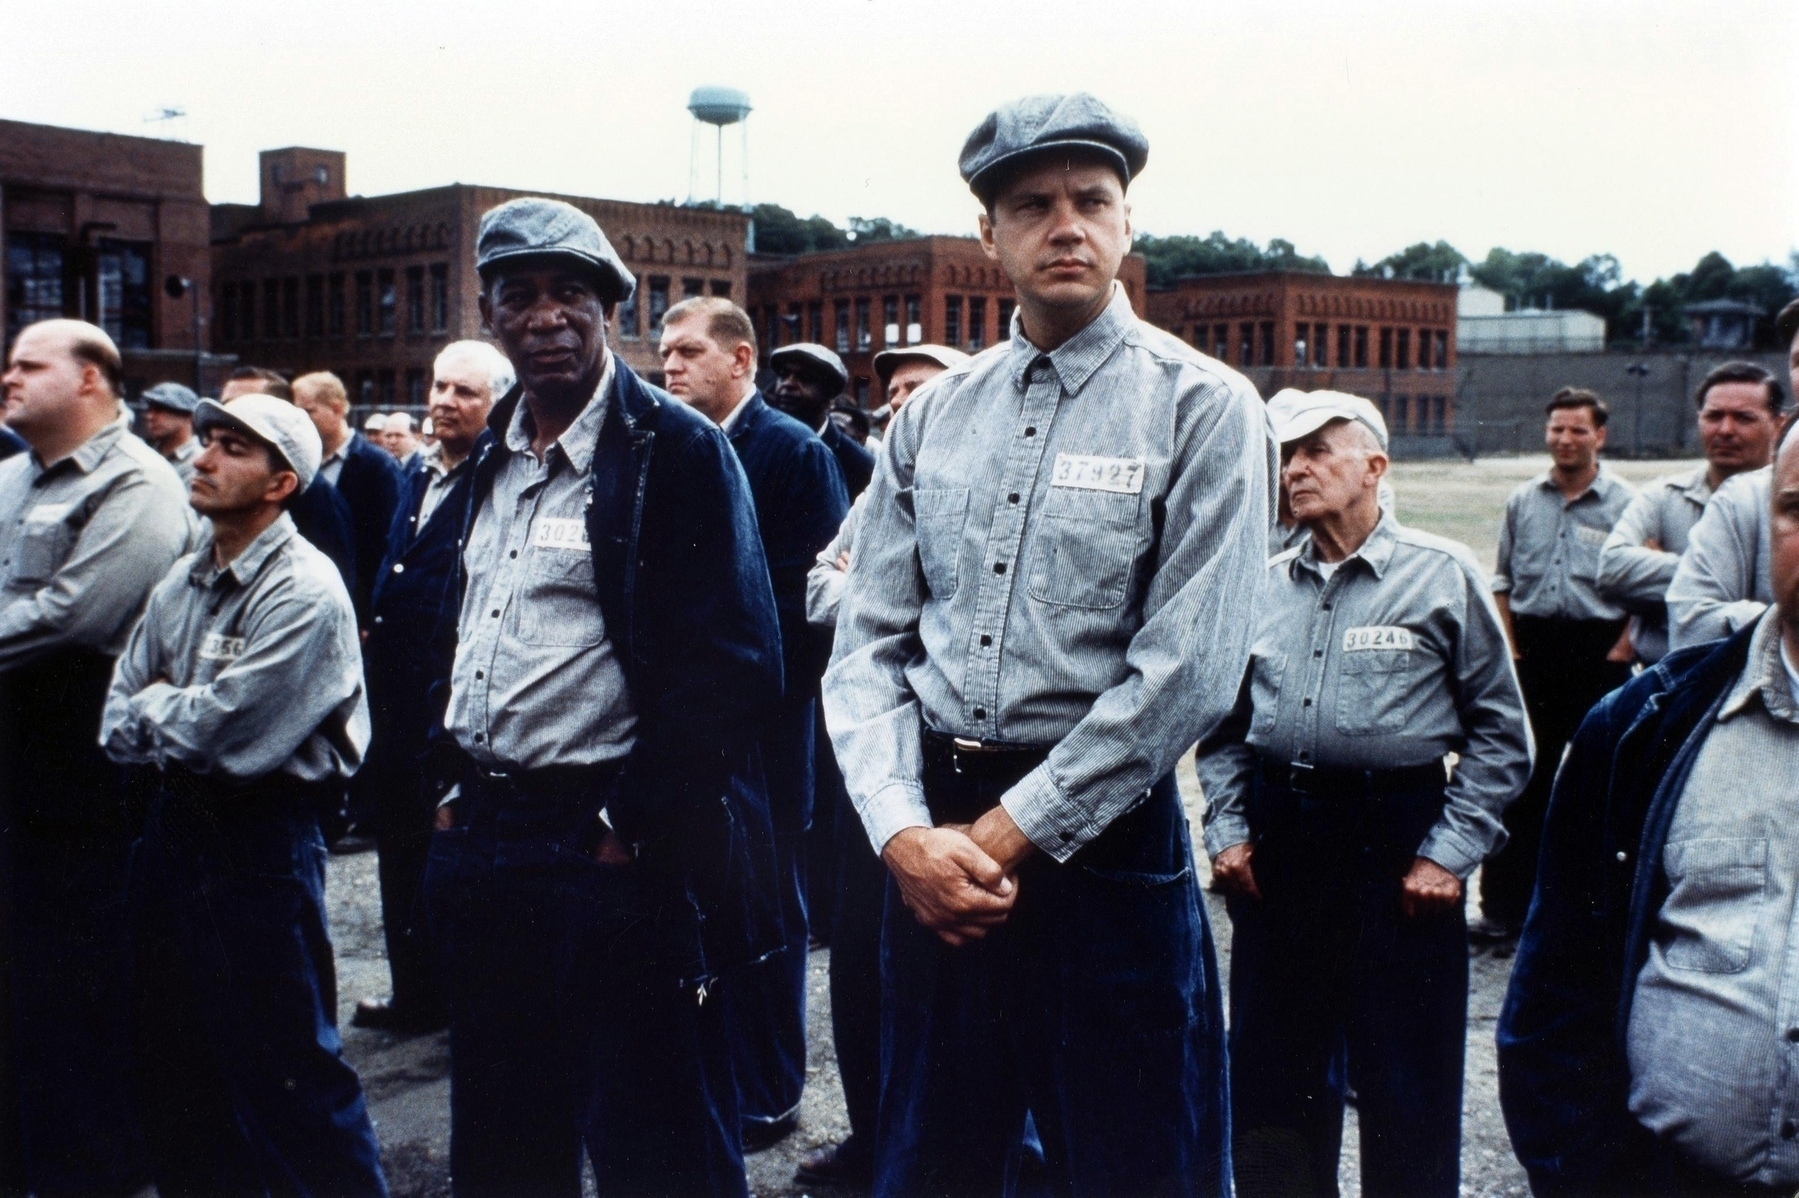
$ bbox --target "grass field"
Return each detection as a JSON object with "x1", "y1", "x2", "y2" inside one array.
[{"x1": 1388, "y1": 454, "x2": 1703, "y2": 573}]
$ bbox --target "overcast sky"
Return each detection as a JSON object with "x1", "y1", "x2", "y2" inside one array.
[{"x1": 5, "y1": 0, "x2": 1794, "y2": 283}]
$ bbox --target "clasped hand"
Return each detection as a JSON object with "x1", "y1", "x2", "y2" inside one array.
[{"x1": 882, "y1": 808, "x2": 1034, "y2": 946}]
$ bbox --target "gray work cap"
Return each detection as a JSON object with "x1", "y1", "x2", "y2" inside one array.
[
  {"x1": 142, "y1": 381, "x2": 200, "y2": 414},
  {"x1": 1271, "y1": 389, "x2": 1390, "y2": 452},
  {"x1": 475, "y1": 197, "x2": 636, "y2": 305},
  {"x1": 872, "y1": 344, "x2": 971, "y2": 386},
  {"x1": 193, "y1": 394, "x2": 324, "y2": 492},
  {"x1": 769, "y1": 343, "x2": 849, "y2": 392},
  {"x1": 959, "y1": 93, "x2": 1149, "y2": 204}
]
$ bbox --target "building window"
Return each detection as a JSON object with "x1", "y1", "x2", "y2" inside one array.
[
  {"x1": 430, "y1": 264, "x2": 449, "y2": 331},
  {"x1": 1379, "y1": 327, "x2": 1394, "y2": 369},
  {"x1": 406, "y1": 369, "x2": 427, "y2": 407},
  {"x1": 1294, "y1": 328, "x2": 1309, "y2": 367},
  {"x1": 239, "y1": 281, "x2": 256, "y2": 342},
  {"x1": 856, "y1": 298, "x2": 872, "y2": 351},
  {"x1": 1338, "y1": 325, "x2": 1352, "y2": 368},
  {"x1": 305, "y1": 275, "x2": 325, "y2": 338},
  {"x1": 883, "y1": 296, "x2": 900, "y2": 347},
  {"x1": 1434, "y1": 329, "x2": 1448, "y2": 370},
  {"x1": 787, "y1": 302, "x2": 803, "y2": 344},
  {"x1": 854, "y1": 377, "x2": 869, "y2": 406},
  {"x1": 355, "y1": 272, "x2": 373, "y2": 336},
  {"x1": 219, "y1": 282, "x2": 238, "y2": 343},
  {"x1": 377, "y1": 369, "x2": 396, "y2": 406},
  {"x1": 407, "y1": 266, "x2": 426, "y2": 333},
  {"x1": 997, "y1": 298, "x2": 1015, "y2": 338},
  {"x1": 377, "y1": 269, "x2": 396, "y2": 336},
  {"x1": 616, "y1": 277, "x2": 639, "y2": 340},
  {"x1": 968, "y1": 297, "x2": 987, "y2": 350},
  {"x1": 1314, "y1": 323, "x2": 1329, "y2": 368},
  {"x1": 808, "y1": 301, "x2": 824, "y2": 344},
  {"x1": 329, "y1": 273, "x2": 346, "y2": 336},
  {"x1": 96, "y1": 240, "x2": 153, "y2": 349},
  {"x1": 764, "y1": 305, "x2": 781, "y2": 351},
  {"x1": 1431, "y1": 395, "x2": 1449, "y2": 434},
  {"x1": 647, "y1": 276, "x2": 670, "y2": 336},
  {"x1": 1396, "y1": 328, "x2": 1411, "y2": 371},
  {"x1": 904, "y1": 295, "x2": 921, "y2": 344},
  {"x1": 1354, "y1": 326, "x2": 1369, "y2": 369},
  {"x1": 1213, "y1": 324, "x2": 1228, "y2": 361},
  {"x1": 710, "y1": 279, "x2": 731, "y2": 298},
  {"x1": 834, "y1": 299, "x2": 851, "y2": 353},
  {"x1": 357, "y1": 371, "x2": 375, "y2": 405},
  {"x1": 944, "y1": 296, "x2": 962, "y2": 350},
  {"x1": 5, "y1": 232, "x2": 68, "y2": 347},
  {"x1": 1259, "y1": 321, "x2": 1275, "y2": 367},
  {"x1": 261, "y1": 279, "x2": 280, "y2": 342},
  {"x1": 1238, "y1": 322, "x2": 1254, "y2": 367},
  {"x1": 282, "y1": 277, "x2": 300, "y2": 340}
]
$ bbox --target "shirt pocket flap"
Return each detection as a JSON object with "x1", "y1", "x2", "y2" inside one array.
[{"x1": 1663, "y1": 837, "x2": 1768, "y2": 878}]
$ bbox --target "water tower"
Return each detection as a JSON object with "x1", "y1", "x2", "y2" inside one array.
[{"x1": 688, "y1": 86, "x2": 752, "y2": 206}]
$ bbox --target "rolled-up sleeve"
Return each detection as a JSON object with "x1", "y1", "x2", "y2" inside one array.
[
  {"x1": 1667, "y1": 473, "x2": 1769, "y2": 650},
  {"x1": 1597, "y1": 489, "x2": 1679, "y2": 611},
  {"x1": 1491, "y1": 497, "x2": 1517, "y2": 595},
  {"x1": 806, "y1": 498, "x2": 860, "y2": 630},
  {"x1": 1194, "y1": 667, "x2": 1258, "y2": 858},
  {"x1": 822, "y1": 409, "x2": 934, "y2": 854},
  {"x1": 100, "y1": 574, "x2": 172, "y2": 764},
  {"x1": 1416, "y1": 561, "x2": 1535, "y2": 878},
  {"x1": 999, "y1": 379, "x2": 1275, "y2": 861},
  {"x1": 0, "y1": 475, "x2": 191, "y2": 670}
]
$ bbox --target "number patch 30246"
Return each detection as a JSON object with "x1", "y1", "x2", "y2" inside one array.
[{"x1": 1342, "y1": 625, "x2": 1415, "y2": 652}]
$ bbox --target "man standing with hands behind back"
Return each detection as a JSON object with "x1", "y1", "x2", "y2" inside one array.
[{"x1": 824, "y1": 94, "x2": 1274, "y2": 1197}]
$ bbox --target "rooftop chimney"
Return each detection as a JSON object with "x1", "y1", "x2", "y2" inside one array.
[{"x1": 259, "y1": 147, "x2": 347, "y2": 224}]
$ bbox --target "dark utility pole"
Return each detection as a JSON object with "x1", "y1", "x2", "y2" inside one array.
[{"x1": 1626, "y1": 361, "x2": 1650, "y2": 456}]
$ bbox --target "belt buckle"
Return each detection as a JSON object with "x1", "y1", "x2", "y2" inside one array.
[
  {"x1": 951, "y1": 737, "x2": 984, "y2": 775},
  {"x1": 1286, "y1": 761, "x2": 1315, "y2": 793}
]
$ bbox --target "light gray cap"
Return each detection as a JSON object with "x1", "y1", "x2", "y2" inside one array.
[
  {"x1": 872, "y1": 344, "x2": 971, "y2": 385},
  {"x1": 1271, "y1": 389, "x2": 1389, "y2": 451},
  {"x1": 193, "y1": 394, "x2": 324, "y2": 492},
  {"x1": 142, "y1": 381, "x2": 200, "y2": 414},
  {"x1": 475, "y1": 197, "x2": 635, "y2": 304},
  {"x1": 769, "y1": 343, "x2": 849, "y2": 392},
  {"x1": 959, "y1": 93, "x2": 1149, "y2": 203}
]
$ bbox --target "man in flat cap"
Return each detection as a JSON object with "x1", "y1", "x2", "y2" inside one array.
[
  {"x1": 425, "y1": 197, "x2": 781, "y2": 1197},
  {"x1": 823, "y1": 93, "x2": 1275, "y2": 1196},
  {"x1": 1199, "y1": 392, "x2": 1530, "y2": 1198},
  {"x1": 141, "y1": 380, "x2": 202, "y2": 483},
  {"x1": 771, "y1": 342, "x2": 874, "y2": 500},
  {"x1": 103, "y1": 393, "x2": 385, "y2": 1195}
]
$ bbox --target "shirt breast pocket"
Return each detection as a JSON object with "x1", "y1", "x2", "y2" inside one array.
[
  {"x1": 913, "y1": 487, "x2": 968, "y2": 601},
  {"x1": 8, "y1": 518, "x2": 71, "y2": 586},
  {"x1": 517, "y1": 550, "x2": 606, "y2": 647},
  {"x1": 1568, "y1": 521, "x2": 1609, "y2": 582},
  {"x1": 1334, "y1": 649, "x2": 1413, "y2": 736},
  {"x1": 1249, "y1": 653, "x2": 1286, "y2": 739},
  {"x1": 1658, "y1": 837, "x2": 1768, "y2": 974},
  {"x1": 1026, "y1": 486, "x2": 1142, "y2": 610}
]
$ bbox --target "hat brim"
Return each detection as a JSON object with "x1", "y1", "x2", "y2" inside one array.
[
  {"x1": 1276, "y1": 409, "x2": 1389, "y2": 451},
  {"x1": 768, "y1": 348, "x2": 848, "y2": 390},
  {"x1": 144, "y1": 399, "x2": 197, "y2": 415},
  {"x1": 476, "y1": 248, "x2": 633, "y2": 304},
  {"x1": 193, "y1": 401, "x2": 300, "y2": 477},
  {"x1": 967, "y1": 140, "x2": 1132, "y2": 203}
]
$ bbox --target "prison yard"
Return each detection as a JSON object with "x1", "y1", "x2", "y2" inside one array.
[{"x1": 318, "y1": 454, "x2": 1702, "y2": 1198}]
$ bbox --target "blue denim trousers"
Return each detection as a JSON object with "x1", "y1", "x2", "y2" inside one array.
[
  {"x1": 130, "y1": 775, "x2": 387, "y2": 1198},
  {"x1": 875, "y1": 765, "x2": 1230, "y2": 1198},
  {"x1": 425, "y1": 766, "x2": 746, "y2": 1198},
  {"x1": 1227, "y1": 774, "x2": 1466, "y2": 1198}
]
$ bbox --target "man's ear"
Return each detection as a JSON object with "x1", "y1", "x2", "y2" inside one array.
[
  {"x1": 977, "y1": 210, "x2": 1000, "y2": 262},
  {"x1": 267, "y1": 469, "x2": 300, "y2": 506},
  {"x1": 734, "y1": 341, "x2": 756, "y2": 377},
  {"x1": 1594, "y1": 424, "x2": 1609, "y2": 451},
  {"x1": 477, "y1": 292, "x2": 494, "y2": 337},
  {"x1": 1123, "y1": 202, "x2": 1133, "y2": 248}
]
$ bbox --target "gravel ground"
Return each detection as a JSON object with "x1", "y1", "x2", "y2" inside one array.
[{"x1": 326, "y1": 753, "x2": 1530, "y2": 1196}]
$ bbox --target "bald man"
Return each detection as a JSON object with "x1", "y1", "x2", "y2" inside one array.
[
  {"x1": 0, "y1": 319, "x2": 193, "y2": 1195},
  {"x1": 293, "y1": 371, "x2": 404, "y2": 631}
]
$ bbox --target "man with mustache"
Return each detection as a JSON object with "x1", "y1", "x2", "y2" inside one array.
[{"x1": 823, "y1": 93, "x2": 1275, "y2": 1196}]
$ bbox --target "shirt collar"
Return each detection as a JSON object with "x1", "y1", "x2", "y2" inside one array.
[
  {"x1": 1294, "y1": 511, "x2": 1398, "y2": 582},
  {"x1": 34, "y1": 417, "x2": 125, "y2": 478},
  {"x1": 189, "y1": 512, "x2": 297, "y2": 589},
  {"x1": 1718, "y1": 606, "x2": 1799, "y2": 726},
  {"x1": 1533, "y1": 464, "x2": 1617, "y2": 507},
  {"x1": 1680, "y1": 465, "x2": 1714, "y2": 506},
  {"x1": 718, "y1": 382, "x2": 760, "y2": 435},
  {"x1": 504, "y1": 351, "x2": 615, "y2": 475},
  {"x1": 1005, "y1": 281, "x2": 1136, "y2": 395}
]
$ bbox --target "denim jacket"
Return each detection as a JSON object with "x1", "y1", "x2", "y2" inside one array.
[
  {"x1": 1497, "y1": 624, "x2": 1758, "y2": 1194},
  {"x1": 444, "y1": 358, "x2": 784, "y2": 980}
]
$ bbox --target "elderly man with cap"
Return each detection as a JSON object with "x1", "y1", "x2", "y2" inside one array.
[
  {"x1": 141, "y1": 380, "x2": 202, "y2": 482},
  {"x1": 658, "y1": 295, "x2": 849, "y2": 1150},
  {"x1": 1197, "y1": 391, "x2": 1531, "y2": 1198},
  {"x1": 770, "y1": 341, "x2": 874, "y2": 499},
  {"x1": 293, "y1": 371, "x2": 404, "y2": 625},
  {"x1": 101, "y1": 392, "x2": 385, "y2": 1196},
  {"x1": 350, "y1": 340, "x2": 512, "y2": 1035},
  {"x1": 424, "y1": 198, "x2": 781, "y2": 1197},
  {"x1": 824, "y1": 93, "x2": 1274, "y2": 1196},
  {"x1": 0, "y1": 319, "x2": 193, "y2": 1196}
]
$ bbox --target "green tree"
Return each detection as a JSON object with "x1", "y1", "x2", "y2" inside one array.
[
  {"x1": 1132, "y1": 231, "x2": 1331, "y2": 287},
  {"x1": 1352, "y1": 240, "x2": 1468, "y2": 282},
  {"x1": 846, "y1": 216, "x2": 922, "y2": 244}
]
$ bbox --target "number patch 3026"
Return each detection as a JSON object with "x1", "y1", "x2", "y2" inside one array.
[
  {"x1": 1051, "y1": 453, "x2": 1145, "y2": 495},
  {"x1": 1343, "y1": 625, "x2": 1415, "y2": 652}
]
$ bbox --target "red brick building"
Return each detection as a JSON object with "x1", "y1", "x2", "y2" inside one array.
[
  {"x1": 0, "y1": 117, "x2": 214, "y2": 393},
  {"x1": 747, "y1": 236, "x2": 1148, "y2": 407},
  {"x1": 211, "y1": 148, "x2": 750, "y2": 408},
  {"x1": 1145, "y1": 272, "x2": 1459, "y2": 437}
]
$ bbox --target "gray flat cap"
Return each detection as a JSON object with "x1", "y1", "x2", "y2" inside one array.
[
  {"x1": 193, "y1": 395, "x2": 325, "y2": 492},
  {"x1": 142, "y1": 381, "x2": 200, "y2": 414},
  {"x1": 873, "y1": 344, "x2": 971, "y2": 385},
  {"x1": 959, "y1": 93, "x2": 1148, "y2": 203},
  {"x1": 476, "y1": 197, "x2": 635, "y2": 304},
  {"x1": 769, "y1": 343, "x2": 848, "y2": 392}
]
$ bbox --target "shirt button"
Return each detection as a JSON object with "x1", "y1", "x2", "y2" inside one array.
[
  {"x1": 475, "y1": 670, "x2": 484, "y2": 680},
  {"x1": 1786, "y1": 1028, "x2": 1799, "y2": 1043},
  {"x1": 1008, "y1": 493, "x2": 1020, "y2": 504},
  {"x1": 1783, "y1": 1120, "x2": 1796, "y2": 1140},
  {"x1": 994, "y1": 562, "x2": 1006, "y2": 575},
  {"x1": 1616, "y1": 851, "x2": 1627, "y2": 863},
  {"x1": 510, "y1": 550, "x2": 517, "y2": 559},
  {"x1": 491, "y1": 609, "x2": 500, "y2": 618},
  {"x1": 973, "y1": 707, "x2": 986, "y2": 720},
  {"x1": 1314, "y1": 650, "x2": 1322, "y2": 658},
  {"x1": 373, "y1": 616, "x2": 384, "y2": 625},
  {"x1": 1322, "y1": 603, "x2": 1332, "y2": 611},
  {"x1": 980, "y1": 634, "x2": 992, "y2": 647},
  {"x1": 1024, "y1": 426, "x2": 1036, "y2": 437},
  {"x1": 1303, "y1": 698, "x2": 1313, "y2": 707},
  {"x1": 392, "y1": 562, "x2": 404, "y2": 574},
  {"x1": 473, "y1": 732, "x2": 485, "y2": 743}
]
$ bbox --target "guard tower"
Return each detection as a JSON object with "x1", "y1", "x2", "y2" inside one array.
[{"x1": 687, "y1": 86, "x2": 752, "y2": 206}]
